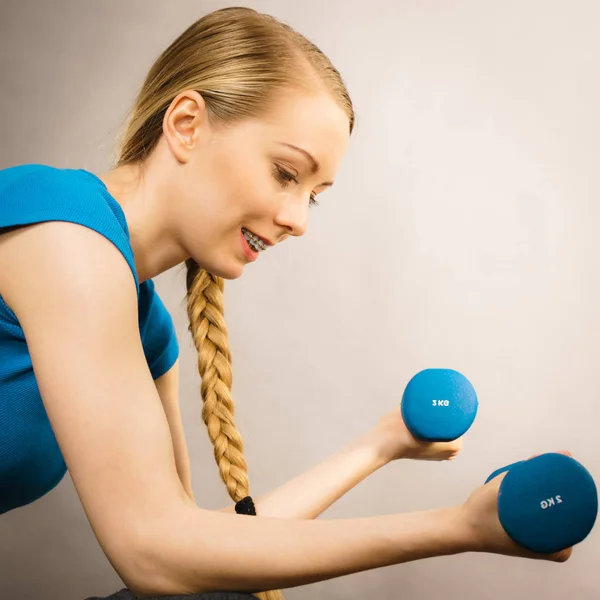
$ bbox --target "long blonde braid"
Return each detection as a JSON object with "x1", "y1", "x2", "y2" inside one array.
[
  {"x1": 185, "y1": 259, "x2": 281, "y2": 600},
  {"x1": 185, "y1": 261, "x2": 250, "y2": 499}
]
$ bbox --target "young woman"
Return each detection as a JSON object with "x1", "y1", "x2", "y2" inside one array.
[{"x1": 0, "y1": 7, "x2": 571, "y2": 600}]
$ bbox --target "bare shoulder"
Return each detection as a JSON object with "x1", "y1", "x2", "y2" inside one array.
[
  {"x1": 0, "y1": 220, "x2": 135, "y2": 313},
  {"x1": 0, "y1": 221, "x2": 188, "y2": 591}
]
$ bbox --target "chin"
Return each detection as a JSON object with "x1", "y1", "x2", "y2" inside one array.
[
  {"x1": 202, "y1": 261, "x2": 245, "y2": 280},
  {"x1": 218, "y1": 269, "x2": 244, "y2": 280},
  {"x1": 188, "y1": 245, "x2": 247, "y2": 279}
]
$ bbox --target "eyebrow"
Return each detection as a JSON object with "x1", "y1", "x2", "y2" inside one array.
[{"x1": 278, "y1": 142, "x2": 334, "y2": 187}]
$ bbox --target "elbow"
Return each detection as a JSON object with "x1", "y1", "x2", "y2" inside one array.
[
  {"x1": 104, "y1": 502, "x2": 239, "y2": 596},
  {"x1": 118, "y1": 553, "x2": 185, "y2": 598},
  {"x1": 102, "y1": 518, "x2": 193, "y2": 597}
]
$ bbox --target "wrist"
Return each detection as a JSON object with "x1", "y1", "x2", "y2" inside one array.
[
  {"x1": 435, "y1": 505, "x2": 477, "y2": 555},
  {"x1": 359, "y1": 428, "x2": 407, "y2": 470},
  {"x1": 447, "y1": 504, "x2": 483, "y2": 553}
]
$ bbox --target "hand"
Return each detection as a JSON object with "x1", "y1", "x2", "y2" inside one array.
[
  {"x1": 458, "y1": 450, "x2": 574, "y2": 562},
  {"x1": 367, "y1": 405, "x2": 463, "y2": 464}
]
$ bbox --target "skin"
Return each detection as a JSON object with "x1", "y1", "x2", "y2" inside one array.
[
  {"x1": 0, "y1": 85, "x2": 573, "y2": 596},
  {"x1": 98, "y1": 87, "x2": 350, "y2": 284}
]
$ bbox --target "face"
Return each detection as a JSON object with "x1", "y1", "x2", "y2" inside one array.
[{"x1": 162, "y1": 87, "x2": 351, "y2": 279}]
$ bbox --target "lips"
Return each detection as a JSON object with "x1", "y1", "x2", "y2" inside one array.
[{"x1": 240, "y1": 230, "x2": 259, "y2": 261}]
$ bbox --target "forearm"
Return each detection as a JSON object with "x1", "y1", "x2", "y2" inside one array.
[
  {"x1": 165, "y1": 417, "x2": 194, "y2": 501},
  {"x1": 155, "y1": 362, "x2": 196, "y2": 502},
  {"x1": 170, "y1": 421, "x2": 195, "y2": 502},
  {"x1": 140, "y1": 503, "x2": 469, "y2": 596},
  {"x1": 219, "y1": 430, "x2": 388, "y2": 518}
]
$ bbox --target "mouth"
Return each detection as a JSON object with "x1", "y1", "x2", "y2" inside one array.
[{"x1": 241, "y1": 227, "x2": 272, "y2": 253}]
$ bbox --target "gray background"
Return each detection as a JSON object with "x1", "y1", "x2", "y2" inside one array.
[{"x1": 1, "y1": 0, "x2": 599, "y2": 598}]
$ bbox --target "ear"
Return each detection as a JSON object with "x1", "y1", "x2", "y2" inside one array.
[{"x1": 162, "y1": 90, "x2": 210, "y2": 163}]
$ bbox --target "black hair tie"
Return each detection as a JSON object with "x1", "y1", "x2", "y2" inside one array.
[{"x1": 235, "y1": 495, "x2": 256, "y2": 515}]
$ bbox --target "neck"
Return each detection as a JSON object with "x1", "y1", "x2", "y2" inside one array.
[{"x1": 97, "y1": 162, "x2": 188, "y2": 283}]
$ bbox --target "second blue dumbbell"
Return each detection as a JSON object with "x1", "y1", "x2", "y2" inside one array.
[
  {"x1": 486, "y1": 453, "x2": 598, "y2": 554},
  {"x1": 401, "y1": 368, "x2": 478, "y2": 441}
]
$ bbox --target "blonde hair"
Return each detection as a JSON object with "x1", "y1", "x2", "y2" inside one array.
[{"x1": 114, "y1": 7, "x2": 354, "y2": 599}]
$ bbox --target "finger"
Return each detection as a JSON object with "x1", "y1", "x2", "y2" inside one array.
[
  {"x1": 503, "y1": 539, "x2": 573, "y2": 563},
  {"x1": 526, "y1": 449, "x2": 573, "y2": 460},
  {"x1": 558, "y1": 449, "x2": 573, "y2": 458},
  {"x1": 555, "y1": 546, "x2": 574, "y2": 562},
  {"x1": 534, "y1": 545, "x2": 573, "y2": 563}
]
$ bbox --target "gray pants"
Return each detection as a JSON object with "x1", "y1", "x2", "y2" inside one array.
[{"x1": 86, "y1": 588, "x2": 258, "y2": 599}]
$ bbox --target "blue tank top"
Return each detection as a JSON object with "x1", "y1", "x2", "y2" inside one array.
[{"x1": 0, "y1": 164, "x2": 180, "y2": 515}]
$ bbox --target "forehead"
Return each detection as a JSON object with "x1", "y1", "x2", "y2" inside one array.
[{"x1": 246, "y1": 89, "x2": 351, "y2": 176}]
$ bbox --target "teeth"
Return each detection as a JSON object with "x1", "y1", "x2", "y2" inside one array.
[{"x1": 242, "y1": 227, "x2": 267, "y2": 252}]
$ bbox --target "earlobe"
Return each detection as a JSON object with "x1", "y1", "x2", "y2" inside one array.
[{"x1": 162, "y1": 90, "x2": 208, "y2": 162}]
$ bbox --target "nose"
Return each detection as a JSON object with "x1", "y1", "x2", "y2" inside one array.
[{"x1": 274, "y1": 197, "x2": 309, "y2": 239}]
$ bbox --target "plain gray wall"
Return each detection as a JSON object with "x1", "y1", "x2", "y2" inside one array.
[{"x1": 1, "y1": 0, "x2": 599, "y2": 598}]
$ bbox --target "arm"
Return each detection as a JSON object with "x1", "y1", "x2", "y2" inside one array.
[
  {"x1": 0, "y1": 222, "x2": 564, "y2": 598},
  {"x1": 155, "y1": 360, "x2": 381, "y2": 517},
  {"x1": 155, "y1": 361, "x2": 195, "y2": 502},
  {"x1": 218, "y1": 431, "x2": 388, "y2": 518},
  {"x1": 155, "y1": 357, "x2": 381, "y2": 517}
]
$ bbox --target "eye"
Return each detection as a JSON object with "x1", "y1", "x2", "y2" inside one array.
[
  {"x1": 273, "y1": 164, "x2": 297, "y2": 188},
  {"x1": 273, "y1": 164, "x2": 320, "y2": 208}
]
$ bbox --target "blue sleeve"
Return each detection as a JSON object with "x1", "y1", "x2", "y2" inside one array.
[{"x1": 138, "y1": 280, "x2": 180, "y2": 380}]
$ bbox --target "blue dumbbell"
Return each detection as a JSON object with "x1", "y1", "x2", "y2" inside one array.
[
  {"x1": 485, "y1": 453, "x2": 598, "y2": 553},
  {"x1": 400, "y1": 368, "x2": 478, "y2": 441}
]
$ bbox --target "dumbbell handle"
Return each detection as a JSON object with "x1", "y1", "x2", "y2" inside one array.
[{"x1": 485, "y1": 460, "x2": 524, "y2": 484}]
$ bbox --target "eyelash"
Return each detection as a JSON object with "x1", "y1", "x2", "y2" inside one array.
[{"x1": 273, "y1": 165, "x2": 319, "y2": 207}]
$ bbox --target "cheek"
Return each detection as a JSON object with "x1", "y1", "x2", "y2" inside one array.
[
  {"x1": 223, "y1": 166, "x2": 276, "y2": 220},
  {"x1": 207, "y1": 139, "x2": 278, "y2": 224}
]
